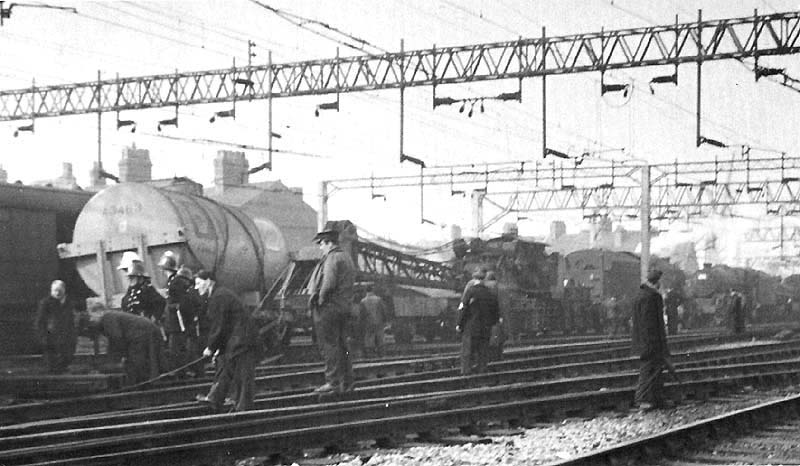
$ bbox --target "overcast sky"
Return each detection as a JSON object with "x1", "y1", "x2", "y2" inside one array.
[{"x1": 1, "y1": 0, "x2": 799, "y2": 260}]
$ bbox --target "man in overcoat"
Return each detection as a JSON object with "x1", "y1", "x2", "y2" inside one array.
[
  {"x1": 197, "y1": 270, "x2": 261, "y2": 411},
  {"x1": 631, "y1": 269, "x2": 672, "y2": 410},
  {"x1": 728, "y1": 289, "x2": 745, "y2": 335},
  {"x1": 35, "y1": 280, "x2": 77, "y2": 374},
  {"x1": 359, "y1": 285, "x2": 387, "y2": 358},
  {"x1": 457, "y1": 268, "x2": 499, "y2": 375},
  {"x1": 308, "y1": 226, "x2": 356, "y2": 394}
]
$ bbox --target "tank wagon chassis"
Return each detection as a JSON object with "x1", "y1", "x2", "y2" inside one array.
[{"x1": 57, "y1": 230, "x2": 185, "y2": 306}]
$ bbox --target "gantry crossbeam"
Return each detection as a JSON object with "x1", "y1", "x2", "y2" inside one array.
[
  {"x1": 327, "y1": 154, "x2": 800, "y2": 227},
  {"x1": 1, "y1": 11, "x2": 799, "y2": 121}
]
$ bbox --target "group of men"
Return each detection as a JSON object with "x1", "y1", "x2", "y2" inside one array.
[
  {"x1": 36, "y1": 251, "x2": 261, "y2": 412},
  {"x1": 36, "y1": 221, "x2": 508, "y2": 408}
]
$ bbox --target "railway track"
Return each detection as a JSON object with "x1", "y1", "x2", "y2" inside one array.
[
  {"x1": 0, "y1": 333, "x2": 763, "y2": 424},
  {"x1": 3, "y1": 339, "x2": 800, "y2": 465},
  {"x1": 547, "y1": 393, "x2": 800, "y2": 465},
  {"x1": 6, "y1": 339, "x2": 800, "y2": 438}
]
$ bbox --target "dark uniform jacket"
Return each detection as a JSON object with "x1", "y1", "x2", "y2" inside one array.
[
  {"x1": 631, "y1": 283, "x2": 669, "y2": 360},
  {"x1": 206, "y1": 285, "x2": 260, "y2": 357},
  {"x1": 121, "y1": 280, "x2": 166, "y2": 321},
  {"x1": 308, "y1": 246, "x2": 356, "y2": 315},
  {"x1": 98, "y1": 311, "x2": 162, "y2": 357},
  {"x1": 163, "y1": 273, "x2": 196, "y2": 334},
  {"x1": 458, "y1": 282, "x2": 500, "y2": 336},
  {"x1": 35, "y1": 296, "x2": 76, "y2": 346}
]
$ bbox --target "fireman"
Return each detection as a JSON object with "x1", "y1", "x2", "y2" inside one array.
[
  {"x1": 121, "y1": 261, "x2": 165, "y2": 322},
  {"x1": 158, "y1": 252, "x2": 198, "y2": 374}
]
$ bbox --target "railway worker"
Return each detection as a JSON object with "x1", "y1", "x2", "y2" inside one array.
[
  {"x1": 484, "y1": 271, "x2": 507, "y2": 361},
  {"x1": 196, "y1": 269, "x2": 261, "y2": 412},
  {"x1": 308, "y1": 226, "x2": 357, "y2": 395},
  {"x1": 121, "y1": 261, "x2": 166, "y2": 322},
  {"x1": 632, "y1": 269, "x2": 672, "y2": 411},
  {"x1": 664, "y1": 288, "x2": 683, "y2": 335},
  {"x1": 35, "y1": 280, "x2": 77, "y2": 374},
  {"x1": 82, "y1": 305, "x2": 163, "y2": 385},
  {"x1": 359, "y1": 285, "x2": 387, "y2": 358},
  {"x1": 457, "y1": 267, "x2": 500, "y2": 375},
  {"x1": 728, "y1": 289, "x2": 745, "y2": 335},
  {"x1": 158, "y1": 252, "x2": 197, "y2": 373}
]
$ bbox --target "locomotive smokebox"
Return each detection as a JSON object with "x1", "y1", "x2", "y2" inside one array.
[{"x1": 59, "y1": 183, "x2": 289, "y2": 305}]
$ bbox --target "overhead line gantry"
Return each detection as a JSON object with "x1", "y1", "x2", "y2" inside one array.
[{"x1": 0, "y1": 10, "x2": 798, "y2": 121}]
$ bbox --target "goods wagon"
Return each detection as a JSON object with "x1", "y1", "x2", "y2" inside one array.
[{"x1": 1, "y1": 183, "x2": 93, "y2": 354}]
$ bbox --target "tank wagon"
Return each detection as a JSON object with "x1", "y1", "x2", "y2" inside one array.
[
  {"x1": 1, "y1": 183, "x2": 93, "y2": 354},
  {"x1": 59, "y1": 183, "x2": 315, "y2": 308}
]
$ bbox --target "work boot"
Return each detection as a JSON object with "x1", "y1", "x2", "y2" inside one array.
[{"x1": 313, "y1": 382, "x2": 338, "y2": 394}]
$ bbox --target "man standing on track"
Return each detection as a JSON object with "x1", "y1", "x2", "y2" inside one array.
[
  {"x1": 632, "y1": 269, "x2": 672, "y2": 411},
  {"x1": 457, "y1": 267, "x2": 499, "y2": 375},
  {"x1": 308, "y1": 225, "x2": 356, "y2": 395},
  {"x1": 35, "y1": 280, "x2": 77, "y2": 374},
  {"x1": 121, "y1": 261, "x2": 165, "y2": 322},
  {"x1": 359, "y1": 285, "x2": 387, "y2": 358},
  {"x1": 158, "y1": 252, "x2": 196, "y2": 374},
  {"x1": 197, "y1": 270, "x2": 261, "y2": 412}
]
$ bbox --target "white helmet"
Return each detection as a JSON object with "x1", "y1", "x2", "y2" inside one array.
[{"x1": 117, "y1": 251, "x2": 142, "y2": 271}]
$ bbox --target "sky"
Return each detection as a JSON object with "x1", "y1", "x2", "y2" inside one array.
[{"x1": 2, "y1": 0, "x2": 800, "y2": 269}]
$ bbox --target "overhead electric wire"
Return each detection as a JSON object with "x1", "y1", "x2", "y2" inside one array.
[
  {"x1": 74, "y1": 7, "x2": 232, "y2": 58},
  {"x1": 92, "y1": 2, "x2": 246, "y2": 57},
  {"x1": 601, "y1": 0, "x2": 780, "y2": 150},
  {"x1": 138, "y1": 130, "x2": 328, "y2": 158},
  {"x1": 247, "y1": 0, "x2": 387, "y2": 54}
]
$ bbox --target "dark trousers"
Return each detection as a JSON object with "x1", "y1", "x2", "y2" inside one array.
[
  {"x1": 314, "y1": 307, "x2": 353, "y2": 390},
  {"x1": 125, "y1": 332, "x2": 162, "y2": 385},
  {"x1": 635, "y1": 357, "x2": 665, "y2": 405},
  {"x1": 666, "y1": 307, "x2": 679, "y2": 335},
  {"x1": 207, "y1": 349, "x2": 257, "y2": 411},
  {"x1": 167, "y1": 332, "x2": 194, "y2": 371},
  {"x1": 460, "y1": 330, "x2": 490, "y2": 375},
  {"x1": 43, "y1": 336, "x2": 76, "y2": 374}
]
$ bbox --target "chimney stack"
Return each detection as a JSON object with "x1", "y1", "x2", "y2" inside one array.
[
  {"x1": 550, "y1": 221, "x2": 566, "y2": 240},
  {"x1": 119, "y1": 143, "x2": 152, "y2": 182},
  {"x1": 0, "y1": 165, "x2": 7, "y2": 183},
  {"x1": 54, "y1": 162, "x2": 78, "y2": 189},
  {"x1": 214, "y1": 150, "x2": 249, "y2": 188}
]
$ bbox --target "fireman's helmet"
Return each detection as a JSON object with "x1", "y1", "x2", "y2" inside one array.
[
  {"x1": 158, "y1": 251, "x2": 178, "y2": 271},
  {"x1": 127, "y1": 261, "x2": 149, "y2": 278},
  {"x1": 117, "y1": 251, "x2": 142, "y2": 271}
]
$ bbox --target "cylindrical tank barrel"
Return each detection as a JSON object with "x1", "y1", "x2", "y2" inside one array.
[{"x1": 68, "y1": 184, "x2": 289, "y2": 300}]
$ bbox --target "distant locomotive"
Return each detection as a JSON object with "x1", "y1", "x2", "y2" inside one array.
[{"x1": 684, "y1": 263, "x2": 791, "y2": 328}]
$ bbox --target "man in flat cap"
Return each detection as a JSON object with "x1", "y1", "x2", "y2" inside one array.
[
  {"x1": 457, "y1": 267, "x2": 499, "y2": 375},
  {"x1": 631, "y1": 269, "x2": 672, "y2": 410},
  {"x1": 307, "y1": 224, "x2": 356, "y2": 394}
]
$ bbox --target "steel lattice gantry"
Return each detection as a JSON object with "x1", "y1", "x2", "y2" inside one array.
[
  {"x1": 326, "y1": 154, "x2": 800, "y2": 228},
  {"x1": 1, "y1": 11, "x2": 800, "y2": 121}
]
